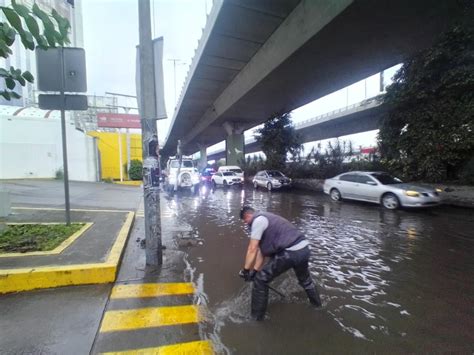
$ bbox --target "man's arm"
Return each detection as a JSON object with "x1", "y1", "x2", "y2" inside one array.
[
  {"x1": 254, "y1": 248, "x2": 265, "y2": 271},
  {"x1": 244, "y1": 239, "x2": 260, "y2": 270}
]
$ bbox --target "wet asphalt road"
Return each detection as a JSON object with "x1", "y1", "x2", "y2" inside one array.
[{"x1": 163, "y1": 184, "x2": 474, "y2": 354}]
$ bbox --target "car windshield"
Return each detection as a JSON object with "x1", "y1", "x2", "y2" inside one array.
[
  {"x1": 223, "y1": 172, "x2": 235, "y2": 176},
  {"x1": 371, "y1": 173, "x2": 402, "y2": 185},
  {"x1": 170, "y1": 160, "x2": 193, "y2": 168},
  {"x1": 267, "y1": 171, "x2": 284, "y2": 177},
  {"x1": 230, "y1": 168, "x2": 242, "y2": 173}
]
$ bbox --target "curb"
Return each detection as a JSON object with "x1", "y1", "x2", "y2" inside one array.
[{"x1": 0, "y1": 211, "x2": 135, "y2": 294}]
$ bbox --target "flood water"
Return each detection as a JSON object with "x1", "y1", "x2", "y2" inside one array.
[{"x1": 162, "y1": 185, "x2": 474, "y2": 354}]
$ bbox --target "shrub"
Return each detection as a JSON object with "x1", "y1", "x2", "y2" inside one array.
[
  {"x1": 128, "y1": 159, "x2": 143, "y2": 180},
  {"x1": 55, "y1": 169, "x2": 64, "y2": 180}
]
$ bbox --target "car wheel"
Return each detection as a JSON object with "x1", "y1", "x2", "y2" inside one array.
[
  {"x1": 267, "y1": 182, "x2": 273, "y2": 191},
  {"x1": 223, "y1": 180, "x2": 227, "y2": 186},
  {"x1": 382, "y1": 193, "x2": 400, "y2": 210},
  {"x1": 330, "y1": 188, "x2": 341, "y2": 201},
  {"x1": 212, "y1": 180, "x2": 217, "y2": 188},
  {"x1": 253, "y1": 181, "x2": 258, "y2": 189}
]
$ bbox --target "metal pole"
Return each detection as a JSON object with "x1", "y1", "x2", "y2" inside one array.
[
  {"x1": 59, "y1": 47, "x2": 71, "y2": 225},
  {"x1": 138, "y1": 0, "x2": 162, "y2": 266},
  {"x1": 118, "y1": 129, "x2": 123, "y2": 182}
]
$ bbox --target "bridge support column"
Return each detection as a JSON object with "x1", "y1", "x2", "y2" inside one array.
[
  {"x1": 223, "y1": 122, "x2": 245, "y2": 166},
  {"x1": 198, "y1": 145, "x2": 207, "y2": 171}
]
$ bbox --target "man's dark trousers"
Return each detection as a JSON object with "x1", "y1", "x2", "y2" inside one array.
[{"x1": 251, "y1": 246, "x2": 322, "y2": 320}]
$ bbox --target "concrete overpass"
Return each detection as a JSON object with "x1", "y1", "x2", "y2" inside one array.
[
  {"x1": 206, "y1": 97, "x2": 385, "y2": 161},
  {"x1": 163, "y1": 0, "x2": 464, "y2": 165}
]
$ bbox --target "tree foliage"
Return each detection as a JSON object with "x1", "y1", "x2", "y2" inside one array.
[
  {"x1": 254, "y1": 112, "x2": 302, "y2": 170},
  {"x1": 378, "y1": 24, "x2": 474, "y2": 182},
  {"x1": 0, "y1": 0, "x2": 70, "y2": 100}
]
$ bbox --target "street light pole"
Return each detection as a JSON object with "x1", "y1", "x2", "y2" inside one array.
[
  {"x1": 59, "y1": 47, "x2": 71, "y2": 226},
  {"x1": 138, "y1": 0, "x2": 162, "y2": 266}
]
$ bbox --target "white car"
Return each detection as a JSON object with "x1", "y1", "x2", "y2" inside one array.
[
  {"x1": 164, "y1": 157, "x2": 200, "y2": 192},
  {"x1": 217, "y1": 165, "x2": 244, "y2": 179},
  {"x1": 211, "y1": 171, "x2": 243, "y2": 187},
  {"x1": 323, "y1": 171, "x2": 441, "y2": 209}
]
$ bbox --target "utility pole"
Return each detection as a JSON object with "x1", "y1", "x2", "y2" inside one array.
[
  {"x1": 168, "y1": 58, "x2": 180, "y2": 109},
  {"x1": 138, "y1": 0, "x2": 162, "y2": 266}
]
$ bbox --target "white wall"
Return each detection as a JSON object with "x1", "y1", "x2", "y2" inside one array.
[{"x1": 0, "y1": 114, "x2": 98, "y2": 181}]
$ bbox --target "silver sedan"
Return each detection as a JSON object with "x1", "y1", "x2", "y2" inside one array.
[{"x1": 323, "y1": 171, "x2": 442, "y2": 209}]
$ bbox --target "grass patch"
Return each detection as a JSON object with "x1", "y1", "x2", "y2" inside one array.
[{"x1": 0, "y1": 223, "x2": 85, "y2": 253}]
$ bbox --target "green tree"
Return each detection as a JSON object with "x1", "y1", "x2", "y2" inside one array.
[
  {"x1": 0, "y1": 0, "x2": 70, "y2": 100},
  {"x1": 378, "y1": 25, "x2": 474, "y2": 182},
  {"x1": 254, "y1": 112, "x2": 302, "y2": 170}
]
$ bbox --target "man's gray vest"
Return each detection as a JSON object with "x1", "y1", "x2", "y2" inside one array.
[{"x1": 251, "y1": 211, "x2": 305, "y2": 256}]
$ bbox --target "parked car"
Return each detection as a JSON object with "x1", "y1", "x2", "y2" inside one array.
[
  {"x1": 218, "y1": 165, "x2": 244, "y2": 179},
  {"x1": 253, "y1": 170, "x2": 292, "y2": 191},
  {"x1": 323, "y1": 171, "x2": 442, "y2": 209},
  {"x1": 211, "y1": 171, "x2": 243, "y2": 187}
]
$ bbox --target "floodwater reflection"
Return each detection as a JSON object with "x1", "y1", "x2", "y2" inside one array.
[{"x1": 163, "y1": 186, "x2": 474, "y2": 354}]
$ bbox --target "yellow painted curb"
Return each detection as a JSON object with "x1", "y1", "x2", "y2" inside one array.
[
  {"x1": 0, "y1": 222, "x2": 93, "y2": 258},
  {"x1": 114, "y1": 181, "x2": 142, "y2": 186},
  {"x1": 101, "y1": 340, "x2": 214, "y2": 355},
  {"x1": 0, "y1": 211, "x2": 134, "y2": 294},
  {"x1": 12, "y1": 207, "x2": 133, "y2": 213}
]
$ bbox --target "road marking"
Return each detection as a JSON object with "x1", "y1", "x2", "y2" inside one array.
[
  {"x1": 101, "y1": 340, "x2": 214, "y2": 355},
  {"x1": 100, "y1": 305, "x2": 200, "y2": 332},
  {"x1": 0, "y1": 222, "x2": 93, "y2": 258},
  {"x1": 111, "y1": 283, "x2": 194, "y2": 299}
]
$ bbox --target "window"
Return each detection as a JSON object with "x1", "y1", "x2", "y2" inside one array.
[
  {"x1": 256, "y1": 172, "x2": 264, "y2": 177},
  {"x1": 339, "y1": 174, "x2": 359, "y2": 183},
  {"x1": 230, "y1": 168, "x2": 242, "y2": 173},
  {"x1": 267, "y1": 171, "x2": 284, "y2": 177},
  {"x1": 371, "y1": 173, "x2": 402, "y2": 185},
  {"x1": 357, "y1": 175, "x2": 377, "y2": 184},
  {"x1": 170, "y1": 160, "x2": 193, "y2": 168},
  {"x1": 223, "y1": 172, "x2": 235, "y2": 176}
]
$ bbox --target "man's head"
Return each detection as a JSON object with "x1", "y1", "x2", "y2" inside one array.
[{"x1": 240, "y1": 206, "x2": 255, "y2": 225}]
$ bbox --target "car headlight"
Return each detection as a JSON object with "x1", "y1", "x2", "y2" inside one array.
[
  {"x1": 272, "y1": 179, "x2": 280, "y2": 183},
  {"x1": 435, "y1": 188, "x2": 443, "y2": 193},
  {"x1": 405, "y1": 190, "x2": 420, "y2": 197}
]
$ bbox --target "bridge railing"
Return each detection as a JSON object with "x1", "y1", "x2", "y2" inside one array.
[
  {"x1": 207, "y1": 96, "x2": 382, "y2": 156},
  {"x1": 295, "y1": 97, "x2": 379, "y2": 128}
]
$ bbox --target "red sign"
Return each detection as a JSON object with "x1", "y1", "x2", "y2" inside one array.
[{"x1": 97, "y1": 113, "x2": 141, "y2": 129}]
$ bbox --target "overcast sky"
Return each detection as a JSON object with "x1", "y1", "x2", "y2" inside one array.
[{"x1": 81, "y1": 0, "x2": 400, "y2": 153}]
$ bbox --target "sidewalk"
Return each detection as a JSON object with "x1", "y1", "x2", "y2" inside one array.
[
  {"x1": 0, "y1": 181, "x2": 213, "y2": 354},
  {"x1": 0, "y1": 207, "x2": 133, "y2": 294}
]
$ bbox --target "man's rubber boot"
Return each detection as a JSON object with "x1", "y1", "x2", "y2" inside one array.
[{"x1": 306, "y1": 288, "x2": 322, "y2": 307}]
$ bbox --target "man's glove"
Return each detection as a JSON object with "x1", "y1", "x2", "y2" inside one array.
[{"x1": 239, "y1": 268, "x2": 256, "y2": 282}]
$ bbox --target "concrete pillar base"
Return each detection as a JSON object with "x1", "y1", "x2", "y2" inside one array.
[
  {"x1": 0, "y1": 191, "x2": 11, "y2": 217},
  {"x1": 198, "y1": 146, "x2": 207, "y2": 171},
  {"x1": 226, "y1": 133, "x2": 245, "y2": 166}
]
